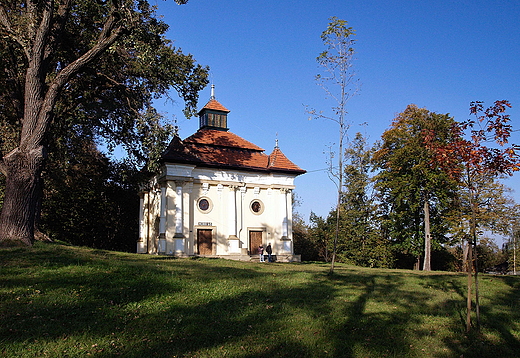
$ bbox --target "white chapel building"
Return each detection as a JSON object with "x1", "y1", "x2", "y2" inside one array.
[{"x1": 137, "y1": 92, "x2": 306, "y2": 262}]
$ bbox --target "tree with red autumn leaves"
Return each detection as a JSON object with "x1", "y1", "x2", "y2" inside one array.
[{"x1": 425, "y1": 100, "x2": 520, "y2": 332}]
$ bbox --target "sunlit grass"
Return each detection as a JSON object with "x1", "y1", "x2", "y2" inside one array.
[{"x1": 1, "y1": 243, "x2": 519, "y2": 357}]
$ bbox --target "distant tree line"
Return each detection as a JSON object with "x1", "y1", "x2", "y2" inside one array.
[{"x1": 293, "y1": 103, "x2": 520, "y2": 272}]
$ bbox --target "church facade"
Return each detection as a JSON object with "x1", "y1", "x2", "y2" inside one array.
[{"x1": 137, "y1": 94, "x2": 305, "y2": 262}]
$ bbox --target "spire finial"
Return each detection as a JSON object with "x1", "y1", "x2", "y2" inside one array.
[
  {"x1": 275, "y1": 132, "x2": 279, "y2": 148},
  {"x1": 210, "y1": 84, "x2": 215, "y2": 99},
  {"x1": 173, "y1": 117, "x2": 179, "y2": 137}
]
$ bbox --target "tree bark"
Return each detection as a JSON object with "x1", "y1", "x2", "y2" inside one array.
[
  {"x1": 423, "y1": 199, "x2": 431, "y2": 271},
  {"x1": 0, "y1": 147, "x2": 44, "y2": 246},
  {"x1": 0, "y1": 1, "x2": 125, "y2": 246},
  {"x1": 470, "y1": 189, "x2": 481, "y2": 331},
  {"x1": 466, "y1": 238, "x2": 473, "y2": 333},
  {"x1": 414, "y1": 256, "x2": 421, "y2": 270},
  {"x1": 462, "y1": 240, "x2": 469, "y2": 272}
]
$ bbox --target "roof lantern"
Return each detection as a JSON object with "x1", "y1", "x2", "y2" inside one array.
[{"x1": 198, "y1": 84, "x2": 230, "y2": 131}]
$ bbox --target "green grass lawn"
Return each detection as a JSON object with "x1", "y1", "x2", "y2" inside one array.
[{"x1": 1, "y1": 243, "x2": 519, "y2": 357}]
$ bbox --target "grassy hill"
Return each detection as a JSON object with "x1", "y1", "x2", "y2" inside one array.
[{"x1": 1, "y1": 243, "x2": 519, "y2": 357}]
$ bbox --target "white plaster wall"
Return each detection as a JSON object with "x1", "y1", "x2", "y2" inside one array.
[
  {"x1": 139, "y1": 189, "x2": 161, "y2": 254},
  {"x1": 189, "y1": 168, "x2": 296, "y2": 187},
  {"x1": 162, "y1": 164, "x2": 195, "y2": 178},
  {"x1": 165, "y1": 182, "x2": 177, "y2": 254},
  {"x1": 191, "y1": 183, "x2": 225, "y2": 254},
  {"x1": 143, "y1": 163, "x2": 299, "y2": 256}
]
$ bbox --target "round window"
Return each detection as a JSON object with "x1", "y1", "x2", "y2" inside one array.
[
  {"x1": 198, "y1": 198, "x2": 212, "y2": 213},
  {"x1": 250, "y1": 200, "x2": 264, "y2": 215}
]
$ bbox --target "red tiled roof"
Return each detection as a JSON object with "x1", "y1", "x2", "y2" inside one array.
[
  {"x1": 198, "y1": 99, "x2": 230, "y2": 113},
  {"x1": 268, "y1": 147, "x2": 306, "y2": 173},
  {"x1": 161, "y1": 135, "x2": 202, "y2": 164},
  {"x1": 184, "y1": 129, "x2": 263, "y2": 151},
  {"x1": 162, "y1": 129, "x2": 305, "y2": 175},
  {"x1": 187, "y1": 145, "x2": 269, "y2": 170}
]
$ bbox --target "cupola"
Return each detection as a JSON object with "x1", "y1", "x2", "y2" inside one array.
[{"x1": 197, "y1": 85, "x2": 230, "y2": 131}]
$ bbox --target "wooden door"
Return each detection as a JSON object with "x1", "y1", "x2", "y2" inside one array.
[
  {"x1": 249, "y1": 231, "x2": 263, "y2": 255},
  {"x1": 197, "y1": 229, "x2": 213, "y2": 255}
]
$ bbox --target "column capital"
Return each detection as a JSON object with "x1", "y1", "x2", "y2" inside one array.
[{"x1": 174, "y1": 180, "x2": 185, "y2": 187}]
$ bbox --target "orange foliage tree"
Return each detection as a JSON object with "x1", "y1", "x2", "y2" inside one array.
[{"x1": 425, "y1": 100, "x2": 520, "y2": 332}]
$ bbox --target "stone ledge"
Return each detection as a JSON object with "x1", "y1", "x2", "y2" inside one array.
[{"x1": 159, "y1": 253, "x2": 302, "y2": 263}]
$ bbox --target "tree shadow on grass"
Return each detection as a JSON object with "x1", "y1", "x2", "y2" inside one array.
[
  {"x1": 0, "y1": 246, "x2": 186, "y2": 344},
  {"x1": 326, "y1": 271, "x2": 430, "y2": 357},
  {"x1": 440, "y1": 274, "x2": 520, "y2": 357},
  {"x1": 1, "y1": 246, "x2": 520, "y2": 357},
  {"x1": 95, "y1": 268, "x2": 439, "y2": 358}
]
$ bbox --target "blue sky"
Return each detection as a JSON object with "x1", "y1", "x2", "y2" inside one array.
[{"x1": 151, "y1": 0, "x2": 520, "y2": 223}]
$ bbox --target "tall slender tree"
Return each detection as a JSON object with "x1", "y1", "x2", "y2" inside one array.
[
  {"x1": 307, "y1": 17, "x2": 359, "y2": 273},
  {"x1": 0, "y1": 0, "x2": 209, "y2": 246}
]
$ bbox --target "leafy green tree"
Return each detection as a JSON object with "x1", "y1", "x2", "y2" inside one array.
[
  {"x1": 374, "y1": 105, "x2": 458, "y2": 270},
  {"x1": 447, "y1": 173, "x2": 516, "y2": 244},
  {"x1": 476, "y1": 237, "x2": 506, "y2": 272},
  {"x1": 306, "y1": 212, "x2": 334, "y2": 262},
  {"x1": 0, "y1": 0, "x2": 209, "y2": 246},
  {"x1": 307, "y1": 17, "x2": 359, "y2": 273},
  {"x1": 39, "y1": 125, "x2": 144, "y2": 251},
  {"x1": 337, "y1": 132, "x2": 393, "y2": 267},
  {"x1": 304, "y1": 132, "x2": 393, "y2": 268},
  {"x1": 291, "y1": 192, "x2": 317, "y2": 261},
  {"x1": 293, "y1": 217, "x2": 322, "y2": 262}
]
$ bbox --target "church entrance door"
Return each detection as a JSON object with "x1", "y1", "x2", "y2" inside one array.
[
  {"x1": 249, "y1": 230, "x2": 263, "y2": 255},
  {"x1": 197, "y1": 229, "x2": 212, "y2": 255}
]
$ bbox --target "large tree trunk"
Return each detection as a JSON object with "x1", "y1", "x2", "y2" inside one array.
[
  {"x1": 0, "y1": 146, "x2": 44, "y2": 246},
  {"x1": 0, "y1": 1, "x2": 124, "y2": 246}
]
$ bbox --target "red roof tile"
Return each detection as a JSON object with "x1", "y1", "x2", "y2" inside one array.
[
  {"x1": 162, "y1": 129, "x2": 305, "y2": 175},
  {"x1": 161, "y1": 135, "x2": 202, "y2": 164},
  {"x1": 199, "y1": 99, "x2": 230, "y2": 113},
  {"x1": 185, "y1": 129, "x2": 263, "y2": 151},
  {"x1": 268, "y1": 147, "x2": 306, "y2": 173},
  {"x1": 189, "y1": 145, "x2": 269, "y2": 169}
]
